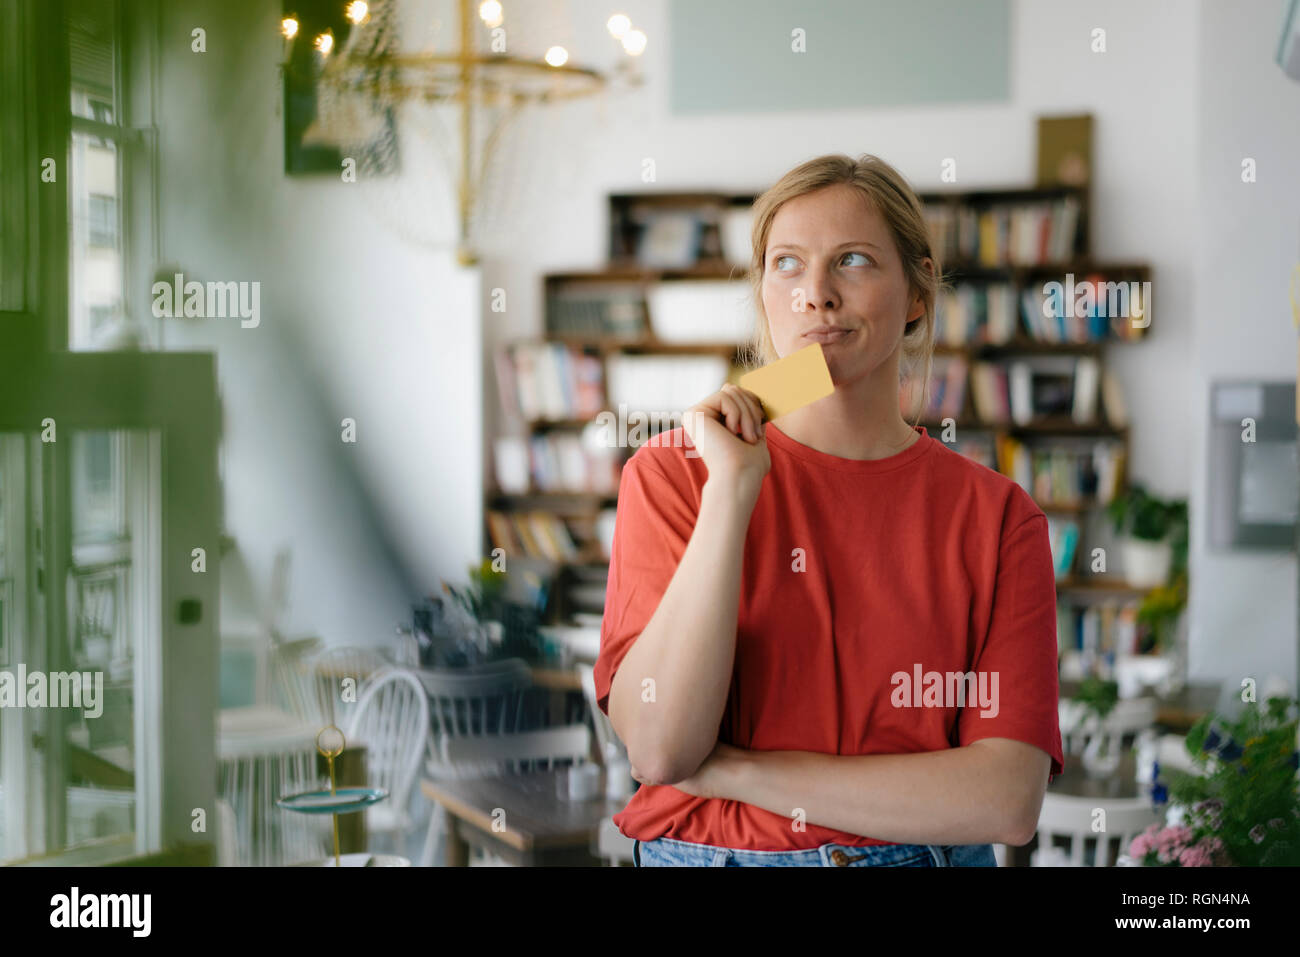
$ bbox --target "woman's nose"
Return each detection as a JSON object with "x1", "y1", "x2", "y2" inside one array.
[{"x1": 796, "y1": 268, "x2": 838, "y2": 312}]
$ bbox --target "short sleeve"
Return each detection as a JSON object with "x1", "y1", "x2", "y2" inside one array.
[
  {"x1": 593, "y1": 454, "x2": 701, "y2": 718},
  {"x1": 957, "y1": 512, "x2": 1066, "y2": 781}
]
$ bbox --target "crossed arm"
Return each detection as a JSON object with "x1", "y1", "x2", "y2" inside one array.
[{"x1": 632, "y1": 737, "x2": 1052, "y2": 847}]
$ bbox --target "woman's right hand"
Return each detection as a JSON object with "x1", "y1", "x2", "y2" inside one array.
[{"x1": 682, "y1": 383, "x2": 771, "y2": 499}]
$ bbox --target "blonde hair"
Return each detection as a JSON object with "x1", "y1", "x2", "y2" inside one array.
[{"x1": 743, "y1": 153, "x2": 945, "y2": 429}]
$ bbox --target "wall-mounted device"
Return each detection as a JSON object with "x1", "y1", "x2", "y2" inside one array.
[{"x1": 1208, "y1": 382, "x2": 1298, "y2": 549}]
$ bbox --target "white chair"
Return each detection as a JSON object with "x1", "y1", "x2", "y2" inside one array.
[
  {"x1": 1033, "y1": 794, "x2": 1163, "y2": 866},
  {"x1": 216, "y1": 705, "x2": 328, "y2": 866},
  {"x1": 267, "y1": 636, "x2": 327, "y2": 725},
  {"x1": 215, "y1": 798, "x2": 238, "y2": 867},
  {"x1": 312, "y1": 645, "x2": 387, "y2": 729},
  {"x1": 577, "y1": 663, "x2": 635, "y2": 866},
  {"x1": 345, "y1": 667, "x2": 430, "y2": 856}
]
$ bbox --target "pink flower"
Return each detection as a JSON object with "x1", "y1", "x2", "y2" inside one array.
[
  {"x1": 1250, "y1": 824, "x2": 1268, "y2": 844},
  {"x1": 1178, "y1": 844, "x2": 1213, "y2": 867},
  {"x1": 1129, "y1": 833, "x2": 1154, "y2": 858}
]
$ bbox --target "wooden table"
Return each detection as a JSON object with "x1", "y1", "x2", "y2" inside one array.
[
  {"x1": 1048, "y1": 750, "x2": 1141, "y2": 800},
  {"x1": 421, "y1": 768, "x2": 627, "y2": 866}
]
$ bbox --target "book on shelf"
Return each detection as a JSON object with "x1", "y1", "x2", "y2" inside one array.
[
  {"x1": 936, "y1": 283, "x2": 1018, "y2": 345},
  {"x1": 1058, "y1": 602, "x2": 1140, "y2": 664},
  {"x1": 994, "y1": 434, "x2": 1126, "y2": 505},
  {"x1": 901, "y1": 355, "x2": 968, "y2": 423},
  {"x1": 485, "y1": 509, "x2": 581, "y2": 562},
  {"x1": 924, "y1": 195, "x2": 1082, "y2": 267},
  {"x1": 1019, "y1": 271, "x2": 1149, "y2": 343},
  {"x1": 545, "y1": 282, "x2": 647, "y2": 339},
  {"x1": 497, "y1": 343, "x2": 605, "y2": 422},
  {"x1": 527, "y1": 432, "x2": 621, "y2": 494},
  {"x1": 1045, "y1": 515, "x2": 1080, "y2": 579},
  {"x1": 973, "y1": 355, "x2": 1102, "y2": 426},
  {"x1": 1100, "y1": 367, "x2": 1128, "y2": 427}
]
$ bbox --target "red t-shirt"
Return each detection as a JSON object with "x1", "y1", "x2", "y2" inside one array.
[{"x1": 594, "y1": 422, "x2": 1065, "y2": 851}]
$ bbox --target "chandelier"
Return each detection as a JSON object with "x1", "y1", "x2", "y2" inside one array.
[{"x1": 280, "y1": 0, "x2": 647, "y2": 265}]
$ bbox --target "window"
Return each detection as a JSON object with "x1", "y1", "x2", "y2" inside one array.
[
  {"x1": 66, "y1": 0, "x2": 155, "y2": 352},
  {"x1": 87, "y1": 194, "x2": 117, "y2": 247},
  {"x1": 0, "y1": 0, "x2": 219, "y2": 868}
]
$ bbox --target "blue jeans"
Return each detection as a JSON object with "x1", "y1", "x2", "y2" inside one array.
[{"x1": 633, "y1": 835, "x2": 997, "y2": 867}]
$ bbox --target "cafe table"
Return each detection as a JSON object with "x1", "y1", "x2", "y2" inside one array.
[{"x1": 420, "y1": 767, "x2": 627, "y2": 866}]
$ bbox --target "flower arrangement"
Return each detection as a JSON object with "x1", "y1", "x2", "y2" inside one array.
[
  {"x1": 1128, "y1": 695, "x2": 1300, "y2": 866},
  {"x1": 1127, "y1": 810, "x2": 1231, "y2": 867}
]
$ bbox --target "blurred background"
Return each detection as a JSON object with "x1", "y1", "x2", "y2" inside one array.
[{"x1": 1, "y1": 0, "x2": 1298, "y2": 867}]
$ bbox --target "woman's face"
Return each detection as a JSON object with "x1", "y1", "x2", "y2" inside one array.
[{"x1": 760, "y1": 184, "x2": 928, "y2": 388}]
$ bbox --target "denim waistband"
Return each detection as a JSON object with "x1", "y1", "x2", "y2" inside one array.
[{"x1": 633, "y1": 835, "x2": 997, "y2": 867}]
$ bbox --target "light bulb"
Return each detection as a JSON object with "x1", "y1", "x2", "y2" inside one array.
[
  {"x1": 315, "y1": 32, "x2": 334, "y2": 55},
  {"x1": 622, "y1": 29, "x2": 646, "y2": 56},
  {"x1": 606, "y1": 14, "x2": 630, "y2": 38},
  {"x1": 281, "y1": 16, "x2": 299, "y2": 39},
  {"x1": 545, "y1": 46, "x2": 568, "y2": 67},
  {"x1": 479, "y1": 1, "x2": 503, "y2": 28},
  {"x1": 345, "y1": 1, "x2": 368, "y2": 24}
]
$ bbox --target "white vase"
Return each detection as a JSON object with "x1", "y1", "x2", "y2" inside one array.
[{"x1": 1123, "y1": 538, "x2": 1172, "y2": 588}]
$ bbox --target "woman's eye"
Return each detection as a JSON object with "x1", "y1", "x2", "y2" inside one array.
[
  {"x1": 842, "y1": 251, "x2": 872, "y2": 266},
  {"x1": 774, "y1": 255, "x2": 797, "y2": 270}
]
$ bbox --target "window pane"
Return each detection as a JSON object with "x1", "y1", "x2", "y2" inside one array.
[
  {"x1": 0, "y1": 429, "x2": 150, "y2": 863},
  {"x1": 69, "y1": 132, "x2": 122, "y2": 350},
  {"x1": 67, "y1": 0, "x2": 123, "y2": 352}
]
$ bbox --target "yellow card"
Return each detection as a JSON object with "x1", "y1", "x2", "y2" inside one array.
[{"x1": 737, "y1": 342, "x2": 835, "y2": 421}]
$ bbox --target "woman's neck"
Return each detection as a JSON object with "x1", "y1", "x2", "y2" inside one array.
[{"x1": 769, "y1": 371, "x2": 917, "y2": 461}]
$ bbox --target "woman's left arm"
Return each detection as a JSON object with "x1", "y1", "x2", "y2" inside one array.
[{"x1": 659, "y1": 739, "x2": 1051, "y2": 846}]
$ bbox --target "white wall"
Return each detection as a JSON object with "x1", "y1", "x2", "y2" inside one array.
[
  {"x1": 154, "y1": 0, "x2": 483, "y2": 648},
  {"x1": 484, "y1": 0, "x2": 1298, "y2": 692},
  {"x1": 1190, "y1": 0, "x2": 1299, "y2": 694}
]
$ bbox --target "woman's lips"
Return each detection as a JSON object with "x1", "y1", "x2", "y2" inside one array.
[{"x1": 802, "y1": 328, "x2": 854, "y2": 344}]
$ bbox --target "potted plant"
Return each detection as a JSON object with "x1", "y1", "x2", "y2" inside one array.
[{"x1": 1107, "y1": 484, "x2": 1188, "y2": 589}]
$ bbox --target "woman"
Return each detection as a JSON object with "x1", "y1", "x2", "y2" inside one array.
[{"x1": 594, "y1": 153, "x2": 1064, "y2": 867}]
